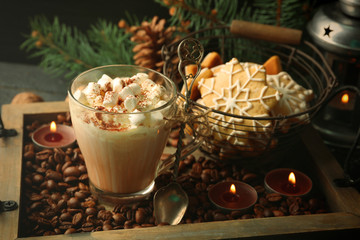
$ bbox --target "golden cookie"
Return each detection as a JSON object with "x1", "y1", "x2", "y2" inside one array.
[
  {"x1": 181, "y1": 67, "x2": 213, "y2": 101},
  {"x1": 198, "y1": 58, "x2": 280, "y2": 146},
  {"x1": 201, "y1": 52, "x2": 223, "y2": 69},
  {"x1": 263, "y1": 55, "x2": 282, "y2": 75},
  {"x1": 267, "y1": 71, "x2": 313, "y2": 123}
]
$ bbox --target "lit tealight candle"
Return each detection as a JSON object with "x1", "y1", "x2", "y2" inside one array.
[
  {"x1": 264, "y1": 168, "x2": 312, "y2": 197},
  {"x1": 208, "y1": 181, "x2": 257, "y2": 212},
  {"x1": 32, "y1": 121, "x2": 76, "y2": 149}
]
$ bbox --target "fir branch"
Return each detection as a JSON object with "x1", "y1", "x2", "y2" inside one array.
[
  {"x1": 155, "y1": 0, "x2": 238, "y2": 31},
  {"x1": 21, "y1": 16, "x2": 134, "y2": 78}
]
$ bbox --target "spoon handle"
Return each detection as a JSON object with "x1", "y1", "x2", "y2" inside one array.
[{"x1": 173, "y1": 38, "x2": 204, "y2": 178}]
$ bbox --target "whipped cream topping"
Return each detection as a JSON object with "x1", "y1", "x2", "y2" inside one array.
[{"x1": 74, "y1": 73, "x2": 167, "y2": 113}]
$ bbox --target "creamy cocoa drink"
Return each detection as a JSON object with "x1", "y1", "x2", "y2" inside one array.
[{"x1": 68, "y1": 65, "x2": 177, "y2": 201}]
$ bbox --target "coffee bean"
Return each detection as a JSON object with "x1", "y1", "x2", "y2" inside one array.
[
  {"x1": 141, "y1": 223, "x2": 154, "y2": 228},
  {"x1": 67, "y1": 197, "x2": 81, "y2": 209},
  {"x1": 46, "y1": 179, "x2": 58, "y2": 191},
  {"x1": 97, "y1": 210, "x2": 112, "y2": 221},
  {"x1": 72, "y1": 212, "x2": 83, "y2": 226},
  {"x1": 24, "y1": 151, "x2": 35, "y2": 160},
  {"x1": 64, "y1": 228, "x2": 77, "y2": 234},
  {"x1": 213, "y1": 212, "x2": 227, "y2": 221},
  {"x1": 63, "y1": 166, "x2": 81, "y2": 178},
  {"x1": 61, "y1": 162, "x2": 73, "y2": 173},
  {"x1": 308, "y1": 198, "x2": 320, "y2": 212},
  {"x1": 30, "y1": 201, "x2": 43, "y2": 211},
  {"x1": 263, "y1": 208, "x2": 274, "y2": 217},
  {"x1": 230, "y1": 210, "x2": 242, "y2": 219},
  {"x1": 60, "y1": 212, "x2": 72, "y2": 222},
  {"x1": 157, "y1": 222, "x2": 170, "y2": 226},
  {"x1": 79, "y1": 174, "x2": 89, "y2": 182},
  {"x1": 289, "y1": 202, "x2": 300, "y2": 215},
  {"x1": 183, "y1": 155, "x2": 195, "y2": 165},
  {"x1": 29, "y1": 193, "x2": 44, "y2": 202},
  {"x1": 272, "y1": 210, "x2": 285, "y2": 217},
  {"x1": 36, "y1": 149, "x2": 52, "y2": 161},
  {"x1": 135, "y1": 208, "x2": 146, "y2": 224},
  {"x1": 54, "y1": 152, "x2": 64, "y2": 164},
  {"x1": 32, "y1": 174, "x2": 44, "y2": 185},
  {"x1": 81, "y1": 222, "x2": 94, "y2": 232},
  {"x1": 266, "y1": 193, "x2": 282, "y2": 202},
  {"x1": 113, "y1": 213, "x2": 126, "y2": 225},
  {"x1": 200, "y1": 172, "x2": 211, "y2": 183},
  {"x1": 242, "y1": 173, "x2": 258, "y2": 183},
  {"x1": 64, "y1": 176, "x2": 78, "y2": 184},
  {"x1": 103, "y1": 224, "x2": 113, "y2": 231},
  {"x1": 82, "y1": 200, "x2": 96, "y2": 209},
  {"x1": 46, "y1": 170, "x2": 63, "y2": 182},
  {"x1": 191, "y1": 162, "x2": 202, "y2": 176}
]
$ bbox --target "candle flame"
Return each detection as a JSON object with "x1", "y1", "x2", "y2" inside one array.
[
  {"x1": 230, "y1": 184, "x2": 236, "y2": 194},
  {"x1": 50, "y1": 121, "x2": 57, "y2": 133},
  {"x1": 288, "y1": 172, "x2": 296, "y2": 186},
  {"x1": 341, "y1": 93, "x2": 349, "y2": 104}
]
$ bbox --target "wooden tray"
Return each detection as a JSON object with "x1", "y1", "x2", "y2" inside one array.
[{"x1": 1, "y1": 101, "x2": 360, "y2": 239}]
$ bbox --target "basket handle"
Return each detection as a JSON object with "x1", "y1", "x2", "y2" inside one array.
[{"x1": 230, "y1": 20, "x2": 302, "y2": 45}]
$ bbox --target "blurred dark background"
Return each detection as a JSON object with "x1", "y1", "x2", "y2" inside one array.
[
  {"x1": 0, "y1": 0, "x2": 335, "y2": 66},
  {"x1": 0, "y1": 0, "x2": 169, "y2": 65}
]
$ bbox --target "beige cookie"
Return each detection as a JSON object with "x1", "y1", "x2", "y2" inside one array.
[
  {"x1": 266, "y1": 71, "x2": 313, "y2": 124},
  {"x1": 201, "y1": 52, "x2": 223, "y2": 69},
  {"x1": 181, "y1": 67, "x2": 213, "y2": 101},
  {"x1": 198, "y1": 58, "x2": 280, "y2": 146}
]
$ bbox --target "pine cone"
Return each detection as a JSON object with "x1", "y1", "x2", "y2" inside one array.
[{"x1": 119, "y1": 16, "x2": 180, "y2": 74}]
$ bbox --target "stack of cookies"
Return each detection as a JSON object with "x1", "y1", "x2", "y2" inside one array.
[{"x1": 182, "y1": 52, "x2": 313, "y2": 155}]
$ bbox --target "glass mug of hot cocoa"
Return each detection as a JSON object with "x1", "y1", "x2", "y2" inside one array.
[{"x1": 68, "y1": 65, "x2": 185, "y2": 205}]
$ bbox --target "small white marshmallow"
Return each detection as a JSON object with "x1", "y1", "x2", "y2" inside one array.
[
  {"x1": 103, "y1": 91, "x2": 119, "y2": 108},
  {"x1": 128, "y1": 83, "x2": 141, "y2": 96},
  {"x1": 118, "y1": 86, "x2": 134, "y2": 100},
  {"x1": 112, "y1": 77, "x2": 125, "y2": 92},
  {"x1": 124, "y1": 96, "x2": 138, "y2": 112},
  {"x1": 129, "y1": 109, "x2": 146, "y2": 125},
  {"x1": 73, "y1": 89, "x2": 88, "y2": 104},
  {"x1": 97, "y1": 74, "x2": 113, "y2": 91},
  {"x1": 133, "y1": 73, "x2": 149, "y2": 84}
]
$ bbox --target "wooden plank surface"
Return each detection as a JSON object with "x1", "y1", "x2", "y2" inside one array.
[
  {"x1": 0, "y1": 101, "x2": 69, "y2": 240},
  {"x1": 19, "y1": 213, "x2": 360, "y2": 240},
  {"x1": 300, "y1": 125, "x2": 360, "y2": 216},
  {"x1": 1, "y1": 101, "x2": 360, "y2": 239}
]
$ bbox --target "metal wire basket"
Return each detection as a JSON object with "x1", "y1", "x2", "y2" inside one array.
[{"x1": 162, "y1": 25, "x2": 336, "y2": 164}]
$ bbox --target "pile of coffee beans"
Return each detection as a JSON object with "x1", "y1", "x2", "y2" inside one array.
[{"x1": 19, "y1": 114, "x2": 328, "y2": 237}]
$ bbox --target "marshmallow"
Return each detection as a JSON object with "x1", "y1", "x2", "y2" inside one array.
[
  {"x1": 141, "y1": 79, "x2": 156, "y2": 90},
  {"x1": 83, "y1": 82, "x2": 101, "y2": 96},
  {"x1": 93, "y1": 95, "x2": 103, "y2": 106},
  {"x1": 73, "y1": 89, "x2": 88, "y2": 105},
  {"x1": 129, "y1": 109, "x2": 146, "y2": 125},
  {"x1": 128, "y1": 83, "x2": 141, "y2": 96},
  {"x1": 112, "y1": 77, "x2": 125, "y2": 92},
  {"x1": 83, "y1": 82, "x2": 102, "y2": 105},
  {"x1": 155, "y1": 100, "x2": 167, "y2": 108},
  {"x1": 118, "y1": 86, "x2": 134, "y2": 100},
  {"x1": 97, "y1": 74, "x2": 113, "y2": 91},
  {"x1": 124, "y1": 96, "x2": 138, "y2": 112},
  {"x1": 103, "y1": 91, "x2": 119, "y2": 108},
  {"x1": 133, "y1": 73, "x2": 149, "y2": 84}
]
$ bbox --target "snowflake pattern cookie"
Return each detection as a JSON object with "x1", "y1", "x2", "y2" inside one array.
[
  {"x1": 267, "y1": 71, "x2": 313, "y2": 124},
  {"x1": 198, "y1": 58, "x2": 280, "y2": 146}
]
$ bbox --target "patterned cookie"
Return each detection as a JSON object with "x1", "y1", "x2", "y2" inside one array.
[
  {"x1": 201, "y1": 52, "x2": 223, "y2": 69},
  {"x1": 266, "y1": 72, "x2": 313, "y2": 123},
  {"x1": 181, "y1": 67, "x2": 213, "y2": 100},
  {"x1": 197, "y1": 58, "x2": 280, "y2": 146}
]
